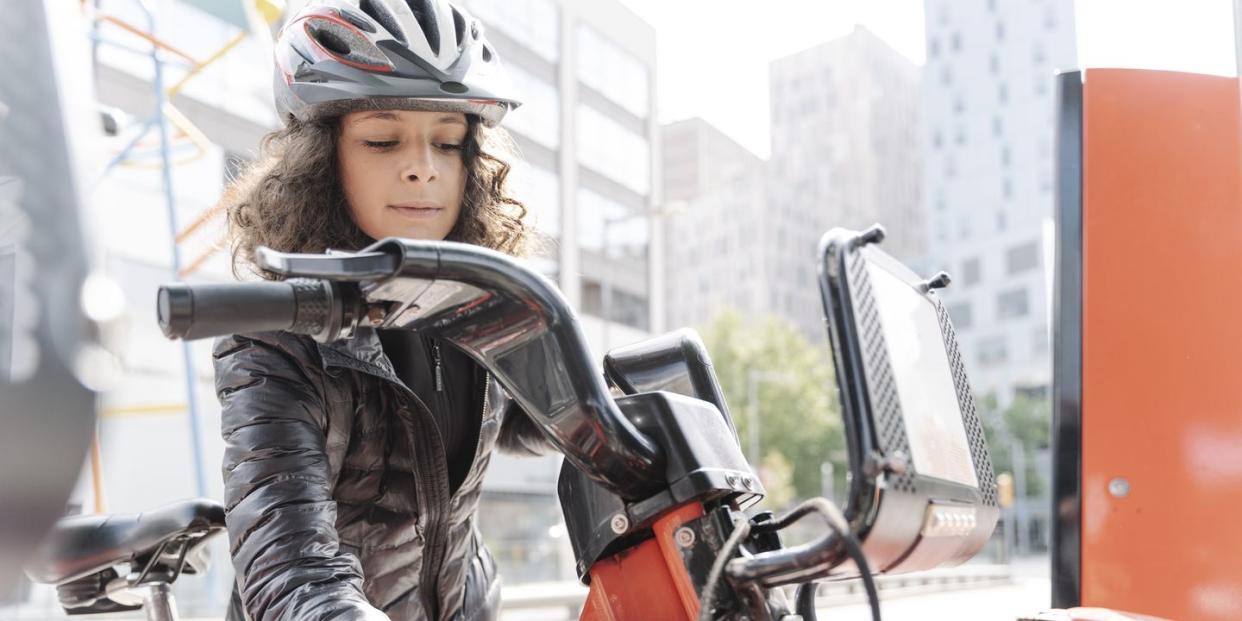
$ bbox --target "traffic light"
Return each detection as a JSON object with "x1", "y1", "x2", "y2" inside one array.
[{"x1": 997, "y1": 472, "x2": 1015, "y2": 508}]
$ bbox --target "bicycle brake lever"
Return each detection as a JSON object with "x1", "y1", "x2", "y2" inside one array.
[{"x1": 255, "y1": 246, "x2": 401, "y2": 281}]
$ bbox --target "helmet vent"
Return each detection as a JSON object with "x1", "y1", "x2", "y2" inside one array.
[
  {"x1": 360, "y1": 0, "x2": 405, "y2": 44},
  {"x1": 481, "y1": 44, "x2": 492, "y2": 62},
  {"x1": 407, "y1": 0, "x2": 441, "y2": 55},
  {"x1": 451, "y1": 7, "x2": 466, "y2": 49},
  {"x1": 339, "y1": 9, "x2": 376, "y2": 33},
  {"x1": 312, "y1": 27, "x2": 352, "y2": 56}
]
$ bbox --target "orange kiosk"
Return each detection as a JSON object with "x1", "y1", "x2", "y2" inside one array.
[{"x1": 1053, "y1": 69, "x2": 1242, "y2": 621}]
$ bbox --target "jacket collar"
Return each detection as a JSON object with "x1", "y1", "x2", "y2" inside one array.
[{"x1": 315, "y1": 327, "x2": 401, "y2": 383}]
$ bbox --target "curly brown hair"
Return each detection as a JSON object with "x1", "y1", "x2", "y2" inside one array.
[{"x1": 223, "y1": 113, "x2": 530, "y2": 279}]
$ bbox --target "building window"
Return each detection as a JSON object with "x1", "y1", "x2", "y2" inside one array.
[
  {"x1": 998, "y1": 83, "x2": 1009, "y2": 104},
  {"x1": 953, "y1": 96, "x2": 965, "y2": 115},
  {"x1": 932, "y1": 130, "x2": 943, "y2": 149},
  {"x1": 997, "y1": 288, "x2": 1030, "y2": 319},
  {"x1": 951, "y1": 31, "x2": 962, "y2": 52},
  {"x1": 1044, "y1": 6, "x2": 1058, "y2": 29},
  {"x1": 989, "y1": 53, "x2": 1000, "y2": 75},
  {"x1": 509, "y1": 161, "x2": 561, "y2": 240},
  {"x1": 977, "y1": 336, "x2": 1008, "y2": 366},
  {"x1": 504, "y1": 64, "x2": 560, "y2": 149},
  {"x1": 466, "y1": 0, "x2": 559, "y2": 61},
  {"x1": 1000, "y1": 145, "x2": 1011, "y2": 167},
  {"x1": 962, "y1": 257, "x2": 981, "y2": 286},
  {"x1": 1006, "y1": 241, "x2": 1040, "y2": 275},
  {"x1": 955, "y1": 125, "x2": 966, "y2": 146},
  {"x1": 992, "y1": 115, "x2": 1002, "y2": 137},
  {"x1": 958, "y1": 215, "x2": 971, "y2": 240},
  {"x1": 929, "y1": 37, "x2": 941, "y2": 58},
  {"x1": 941, "y1": 66, "x2": 952, "y2": 85},
  {"x1": 948, "y1": 302, "x2": 973, "y2": 330},
  {"x1": 576, "y1": 104, "x2": 650, "y2": 194},
  {"x1": 997, "y1": 210, "x2": 1007, "y2": 232},
  {"x1": 1002, "y1": 177, "x2": 1013, "y2": 199},
  {"x1": 996, "y1": 21, "x2": 1006, "y2": 41},
  {"x1": 576, "y1": 24, "x2": 650, "y2": 118}
]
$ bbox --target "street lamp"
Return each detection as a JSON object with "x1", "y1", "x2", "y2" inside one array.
[{"x1": 745, "y1": 369, "x2": 794, "y2": 466}]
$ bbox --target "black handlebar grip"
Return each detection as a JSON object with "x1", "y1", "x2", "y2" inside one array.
[{"x1": 158, "y1": 279, "x2": 334, "y2": 341}]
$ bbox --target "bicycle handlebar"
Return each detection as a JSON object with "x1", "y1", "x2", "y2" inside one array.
[{"x1": 157, "y1": 279, "x2": 361, "y2": 342}]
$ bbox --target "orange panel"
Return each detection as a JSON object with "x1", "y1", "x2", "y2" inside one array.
[
  {"x1": 652, "y1": 503, "x2": 706, "y2": 619},
  {"x1": 1082, "y1": 68, "x2": 1242, "y2": 620},
  {"x1": 580, "y1": 537, "x2": 693, "y2": 621}
]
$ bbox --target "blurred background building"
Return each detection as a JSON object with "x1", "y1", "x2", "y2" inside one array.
[
  {"x1": 661, "y1": 117, "x2": 767, "y2": 329},
  {"x1": 766, "y1": 26, "x2": 924, "y2": 342},
  {"x1": 921, "y1": 0, "x2": 1078, "y2": 407},
  {"x1": 920, "y1": 0, "x2": 1078, "y2": 558}
]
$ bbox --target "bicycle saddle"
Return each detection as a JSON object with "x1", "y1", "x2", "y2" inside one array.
[{"x1": 25, "y1": 498, "x2": 225, "y2": 585}]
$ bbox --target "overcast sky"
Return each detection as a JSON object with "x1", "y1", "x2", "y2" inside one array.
[{"x1": 616, "y1": 0, "x2": 1238, "y2": 158}]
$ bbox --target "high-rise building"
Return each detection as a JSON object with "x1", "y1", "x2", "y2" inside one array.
[
  {"x1": 662, "y1": 117, "x2": 767, "y2": 330},
  {"x1": 922, "y1": 0, "x2": 1077, "y2": 404},
  {"x1": 767, "y1": 26, "x2": 924, "y2": 342}
]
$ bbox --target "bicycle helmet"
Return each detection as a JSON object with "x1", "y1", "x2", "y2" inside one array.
[{"x1": 273, "y1": 0, "x2": 520, "y2": 127}]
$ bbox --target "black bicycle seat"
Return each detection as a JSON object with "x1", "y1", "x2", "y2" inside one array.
[{"x1": 25, "y1": 498, "x2": 225, "y2": 585}]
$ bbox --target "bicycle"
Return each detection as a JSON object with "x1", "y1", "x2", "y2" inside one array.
[{"x1": 27, "y1": 223, "x2": 997, "y2": 620}]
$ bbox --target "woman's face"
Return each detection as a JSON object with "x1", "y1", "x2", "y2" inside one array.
[{"x1": 337, "y1": 109, "x2": 469, "y2": 242}]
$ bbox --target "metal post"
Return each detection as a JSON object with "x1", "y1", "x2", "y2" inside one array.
[
  {"x1": 142, "y1": 2, "x2": 207, "y2": 499},
  {"x1": 142, "y1": 582, "x2": 179, "y2": 621},
  {"x1": 820, "y1": 461, "x2": 834, "y2": 502},
  {"x1": 1013, "y1": 441, "x2": 1029, "y2": 556},
  {"x1": 600, "y1": 218, "x2": 612, "y2": 355},
  {"x1": 746, "y1": 369, "x2": 760, "y2": 465}
]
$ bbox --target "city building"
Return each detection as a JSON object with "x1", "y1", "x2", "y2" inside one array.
[
  {"x1": 767, "y1": 25, "x2": 924, "y2": 342},
  {"x1": 921, "y1": 0, "x2": 1078, "y2": 405},
  {"x1": 661, "y1": 117, "x2": 767, "y2": 330}
]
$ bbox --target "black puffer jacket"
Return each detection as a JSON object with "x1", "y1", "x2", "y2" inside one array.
[{"x1": 214, "y1": 327, "x2": 553, "y2": 621}]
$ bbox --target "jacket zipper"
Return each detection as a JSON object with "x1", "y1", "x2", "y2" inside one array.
[
  {"x1": 419, "y1": 334, "x2": 450, "y2": 621},
  {"x1": 328, "y1": 333, "x2": 490, "y2": 621},
  {"x1": 433, "y1": 341, "x2": 444, "y2": 392}
]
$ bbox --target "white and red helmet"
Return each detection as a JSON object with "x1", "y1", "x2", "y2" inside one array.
[{"x1": 273, "y1": 0, "x2": 520, "y2": 127}]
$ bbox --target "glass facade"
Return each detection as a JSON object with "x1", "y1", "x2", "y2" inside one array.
[
  {"x1": 477, "y1": 491, "x2": 568, "y2": 583},
  {"x1": 508, "y1": 159, "x2": 560, "y2": 277},
  {"x1": 505, "y1": 63, "x2": 560, "y2": 149},
  {"x1": 575, "y1": 24, "x2": 650, "y2": 118},
  {"x1": 576, "y1": 187, "x2": 649, "y2": 260},
  {"x1": 576, "y1": 104, "x2": 651, "y2": 195},
  {"x1": 576, "y1": 187, "x2": 649, "y2": 330},
  {"x1": 465, "y1": 0, "x2": 560, "y2": 62}
]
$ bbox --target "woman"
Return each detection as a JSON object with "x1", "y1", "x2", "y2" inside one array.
[{"x1": 214, "y1": 1, "x2": 552, "y2": 619}]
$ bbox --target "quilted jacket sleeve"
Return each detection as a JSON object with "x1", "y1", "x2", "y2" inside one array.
[{"x1": 214, "y1": 333, "x2": 388, "y2": 621}]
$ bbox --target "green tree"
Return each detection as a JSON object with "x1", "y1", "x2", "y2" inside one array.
[
  {"x1": 698, "y1": 309, "x2": 845, "y2": 504},
  {"x1": 978, "y1": 393, "x2": 1050, "y2": 498}
]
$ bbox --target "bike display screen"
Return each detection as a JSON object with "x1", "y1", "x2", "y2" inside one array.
[
  {"x1": 817, "y1": 227, "x2": 998, "y2": 575},
  {"x1": 864, "y1": 254, "x2": 977, "y2": 487}
]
